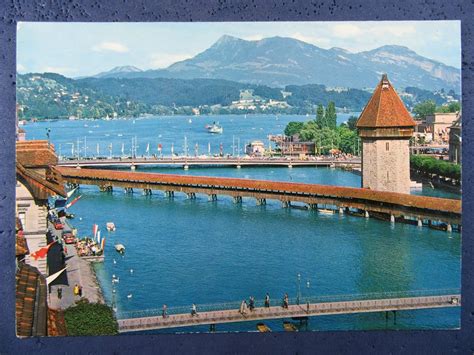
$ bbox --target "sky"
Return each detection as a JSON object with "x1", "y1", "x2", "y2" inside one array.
[{"x1": 17, "y1": 21, "x2": 461, "y2": 77}]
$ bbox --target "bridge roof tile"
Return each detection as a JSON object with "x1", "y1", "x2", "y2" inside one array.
[{"x1": 57, "y1": 167, "x2": 460, "y2": 215}]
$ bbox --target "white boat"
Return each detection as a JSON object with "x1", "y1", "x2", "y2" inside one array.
[
  {"x1": 115, "y1": 244, "x2": 125, "y2": 254},
  {"x1": 207, "y1": 122, "x2": 223, "y2": 134},
  {"x1": 319, "y1": 209, "x2": 335, "y2": 215},
  {"x1": 106, "y1": 222, "x2": 116, "y2": 231}
]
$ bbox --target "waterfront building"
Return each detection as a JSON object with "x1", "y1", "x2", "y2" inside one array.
[
  {"x1": 449, "y1": 113, "x2": 462, "y2": 164},
  {"x1": 16, "y1": 141, "x2": 66, "y2": 275},
  {"x1": 357, "y1": 74, "x2": 416, "y2": 194},
  {"x1": 416, "y1": 112, "x2": 458, "y2": 144},
  {"x1": 269, "y1": 134, "x2": 316, "y2": 156},
  {"x1": 245, "y1": 140, "x2": 266, "y2": 156}
]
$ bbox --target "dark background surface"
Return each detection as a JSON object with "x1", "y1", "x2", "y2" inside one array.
[{"x1": 0, "y1": 1, "x2": 472, "y2": 353}]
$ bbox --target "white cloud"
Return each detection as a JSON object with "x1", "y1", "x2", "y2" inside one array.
[
  {"x1": 92, "y1": 41, "x2": 129, "y2": 53},
  {"x1": 149, "y1": 53, "x2": 192, "y2": 68},
  {"x1": 242, "y1": 34, "x2": 264, "y2": 41},
  {"x1": 291, "y1": 32, "x2": 331, "y2": 46},
  {"x1": 332, "y1": 24, "x2": 363, "y2": 38}
]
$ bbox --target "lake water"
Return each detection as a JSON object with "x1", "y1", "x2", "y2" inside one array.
[{"x1": 24, "y1": 115, "x2": 461, "y2": 333}]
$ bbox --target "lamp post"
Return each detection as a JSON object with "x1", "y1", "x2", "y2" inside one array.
[{"x1": 297, "y1": 273, "x2": 301, "y2": 305}]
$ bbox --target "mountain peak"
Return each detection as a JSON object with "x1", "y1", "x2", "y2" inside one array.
[
  {"x1": 108, "y1": 65, "x2": 143, "y2": 73},
  {"x1": 214, "y1": 35, "x2": 242, "y2": 45},
  {"x1": 370, "y1": 45, "x2": 416, "y2": 55}
]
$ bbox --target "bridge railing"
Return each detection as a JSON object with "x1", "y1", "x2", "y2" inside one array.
[{"x1": 116, "y1": 288, "x2": 459, "y2": 320}]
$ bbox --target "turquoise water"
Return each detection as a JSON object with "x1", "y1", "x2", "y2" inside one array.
[{"x1": 24, "y1": 116, "x2": 461, "y2": 333}]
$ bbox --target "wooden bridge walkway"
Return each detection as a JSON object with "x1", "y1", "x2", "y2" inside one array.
[
  {"x1": 57, "y1": 167, "x2": 461, "y2": 228},
  {"x1": 117, "y1": 294, "x2": 460, "y2": 333}
]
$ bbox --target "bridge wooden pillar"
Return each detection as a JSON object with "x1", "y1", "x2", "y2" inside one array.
[
  {"x1": 187, "y1": 192, "x2": 196, "y2": 199},
  {"x1": 208, "y1": 194, "x2": 217, "y2": 201},
  {"x1": 165, "y1": 191, "x2": 174, "y2": 198},
  {"x1": 99, "y1": 185, "x2": 113, "y2": 192},
  {"x1": 130, "y1": 165, "x2": 136, "y2": 171},
  {"x1": 184, "y1": 164, "x2": 189, "y2": 170},
  {"x1": 143, "y1": 188, "x2": 152, "y2": 196},
  {"x1": 390, "y1": 214, "x2": 395, "y2": 223},
  {"x1": 124, "y1": 187, "x2": 133, "y2": 194},
  {"x1": 256, "y1": 198, "x2": 266, "y2": 206},
  {"x1": 446, "y1": 223, "x2": 452, "y2": 233},
  {"x1": 417, "y1": 218, "x2": 423, "y2": 227},
  {"x1": 365, "y1": 210, "x2": 370, "y2": 218},
  {"x1": 233, "y1": 196, "x2": 242, "y2": 204},
  {"x1": 281, "y1": 200, "x2": 291, "y2": 208},
  {"x1": 308, "y1": 203, "x2": 318, "y2": 210},
  {"x1": 338, "y1": 207, "x2": 344, "y2": 214}
]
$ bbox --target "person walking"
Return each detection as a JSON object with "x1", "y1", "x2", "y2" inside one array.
[
  {"x1": 73, "y1": 284, "x2": 79, "y2": 297},
  {"x1": 78, "y1": 285, "x2": 83, "y2": 297},
  {"x1": 191, "y1": 303, "x2": 197, "y2": 316},
  {"x1": 57, "y1": 287, "x2": 62, "y2": 300},
  {"x1": 249, "y1": 296, "x2": 255, "y2": 311},
  {"x1": 283, "y1": 293, "x2": 289, "y2": 309},
  {"x1": 265, "y1": 293, "x2": 270, "y2": 308},
  {"x1": 242, "y1": 300, "x2": 248, "y2": 315},
  {"x1": 162, "y1": 304, "x2": 168, "y2": 318}
]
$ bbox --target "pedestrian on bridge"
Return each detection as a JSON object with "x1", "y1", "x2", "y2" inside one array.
[
  {"x1": 249, "y1": 296, "x2": 255, "y2": 311},
  {"x1": 265, "y1": 293, "x2": 270, "y2": 308},
  {"x1": 283, "y1": 293, "x2": 289, "y2": 309},
  {"x1": 162, "y1": 304, "x2": 168, "y2": 318},
  {"x1": 191, "y1": 303, "x2": 197, "y2": 316}
]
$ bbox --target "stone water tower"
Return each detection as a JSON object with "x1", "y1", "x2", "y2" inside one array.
[{"x1": 356, "y1": 74, "x2": 416, "y2": 194}]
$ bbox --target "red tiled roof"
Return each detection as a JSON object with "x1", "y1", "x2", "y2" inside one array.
[
  {"x1": 16, "y1": 162, "x2": 66, "y2": 199},
  {"x1": 57, "y1": 167, "x2": 461, "y2": 215},
  {"x1": 47, "y1": 308, "x2": 67, "y2": 336},
  {"x1": 357, "y1": 74, "x2": 416, "y2": 128},
  {"x1": 16, "y1": 231, "x2": 30, "y2": 256},
  {"x1": 17, "y1": 140, "x2": 58, "y2": 168},
  {"x1": 16, "y1": 263, "x2": 47, "y2": 337}
]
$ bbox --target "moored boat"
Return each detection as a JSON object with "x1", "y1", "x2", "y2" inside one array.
[
  {"x1": 115, "y1": 244, "x2": 125, "y2": 254},
  {"x1": 107, "y1": 222, "x2": 116, "y2": 231},
  {"x1": 256, "y1": 323, "x2": 271, "y2": 332},
  {"x1": 283, "y1": 321, "x2": 298, "y2": 332}
]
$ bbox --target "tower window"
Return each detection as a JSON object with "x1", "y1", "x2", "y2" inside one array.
[
  {"x1": 387, "y1": 171, "x2": 389, "y2": 181},
  {"x1": 386, "y1": 142, "x2": 390, "y2": 151}
]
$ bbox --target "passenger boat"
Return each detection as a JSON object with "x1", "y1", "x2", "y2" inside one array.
[
  {"x1": 283, "y1": 321, "x2": 298, "y2": 332},
  {"x1": 115, "y1": 244, "x2": 125, "y2": 254},
  {"x1": 106, "y1": 222, "x2": 116, "y2": 231},
  {"x1": 206, "y1": 122, "x2": 223, "y2": 134},
  {"x1": 256, "y1": 323, "x2": 271, "y2": 332}
]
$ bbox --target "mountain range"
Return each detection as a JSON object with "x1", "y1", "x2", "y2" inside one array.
[{"x1": 89, "y1": 35, "x2": 460, "y2": 92}]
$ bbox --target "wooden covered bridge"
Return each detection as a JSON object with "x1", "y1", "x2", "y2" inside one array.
[{"x1": 57, "y1": 167, "x2": 461, "y2": 230}]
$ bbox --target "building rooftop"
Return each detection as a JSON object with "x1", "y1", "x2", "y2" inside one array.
[
  {"x1": 16, "y1": 140, "x2": 66, "y2": 200},
  {"x1": 357, "y1": 74, "x2": 416, "y2": 129},
  {"x1": 16, "y1": 263, "x2": 48, "y2": 337}
]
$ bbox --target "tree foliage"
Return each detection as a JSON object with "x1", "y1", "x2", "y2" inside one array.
[
  {"x1": 64, "y1": 299, "x2": 118, "y2": 336},
  {"x1": 413, "y1": 100, "x2": 436, "y2": 118},
  {"x1": 410, "y1": 155, "x2": 461, "y2": 180},
  {"x1": 284, "y1": 121, "x2": 305, "y2": 136}
]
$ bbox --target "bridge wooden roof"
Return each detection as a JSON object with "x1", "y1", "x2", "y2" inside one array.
[
  {"x1": 17, "y1": 140, "x2": 58, "y2": 168},
  {"x1": 57, "y1": 167, "x2": 461, "y2": 215},
  {"x1": 357, "y1": 74, "x2": 416, "y2": 128}
]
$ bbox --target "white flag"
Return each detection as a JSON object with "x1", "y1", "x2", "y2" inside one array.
[{"x1": 46, "y1": 267, "x2": 67, "y2": 285}]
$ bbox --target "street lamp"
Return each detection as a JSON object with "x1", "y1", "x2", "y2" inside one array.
[{"x1": 297, "y1": 273, "x2": 301, "y2": 305}]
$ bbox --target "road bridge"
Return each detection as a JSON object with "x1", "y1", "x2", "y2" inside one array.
[
  {"x1": 57, "y1": 156, "x2": 361, "y2": 169},
  {"x1": 57, "y1": 167, "x2": 461, "y2": 230},
  {"x1": 116, "y1": 291, "x2": 460, "y2": 332}
]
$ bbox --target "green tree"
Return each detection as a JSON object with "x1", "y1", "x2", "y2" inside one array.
[
  {"x1": 315, "y1": 104, "x2": 325, "y2": 128},
  {"x1": 338, "y1": 126, "x2": 358, "y2": 154},
  {"x1": 346, "y1": 116, "x2": 358, "y2": 131},
  {"x1": 324, "y1": 101, "x2": 337, "y2": 129},
  {"x1": 64, "y1": 299, "x2": 118, "y2": 336},
  {"x1": 284, "y1": 121, "x2": 305, "y2": 137},
  {"x1": 413, "y1": 100, "x2": 436, "y2": 118}
]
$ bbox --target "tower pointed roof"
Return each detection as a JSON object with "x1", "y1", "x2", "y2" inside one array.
[{"x1": 357, "y1": 74, "x2": 415, "y2": 128}]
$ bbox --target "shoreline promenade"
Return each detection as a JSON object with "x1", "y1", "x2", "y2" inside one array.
[{"x1": 48, "y1": 219, "x2": 104, "y2": 310}]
